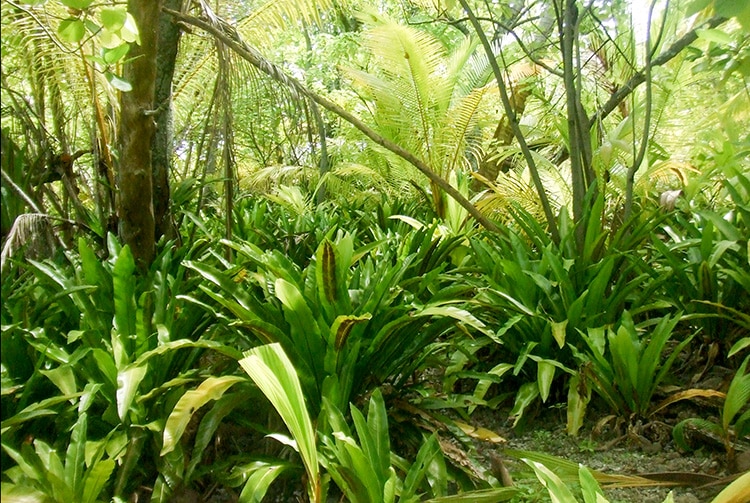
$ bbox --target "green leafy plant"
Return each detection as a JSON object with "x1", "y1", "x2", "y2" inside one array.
[
  {"x1": 1, "y1": 236, "x2": 241, "y2": 501},
  {"x1": 523, "y1": 457, "x2": 676, "y2": 503},
  {"x1": 464, "y1": 200, "x2": 666, "y2": 428},
  {"x1": 673, "y1": 350, "x2": 750, "y2": 466},
  {"x1": 1, "y1": 388, "x2": 116, "y2": 503},
  {"x1": 651, "y1": 167, "x2": 750, "y2": 350},
  {"x1": 235, "y1": 342, "x2": 518, "y2": 503},
  {"x1": 185, "y1": 226, "x2": 485, "y2": 414},
  {"x1": 576, "y1": 311, "x2": 691, "y2": 419}
]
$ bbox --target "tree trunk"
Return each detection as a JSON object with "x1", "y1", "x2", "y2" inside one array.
[
  {"x1": 152, "y1": 0, "x2": 183, "y2": 242},
  {"x1": 118, "y1": 0, "x2": 161, "y2": 269}
]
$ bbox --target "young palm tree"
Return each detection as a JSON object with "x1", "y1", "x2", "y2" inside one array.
[{"x1": 342, "y1": 9, "x2": 497, "y2": 218}]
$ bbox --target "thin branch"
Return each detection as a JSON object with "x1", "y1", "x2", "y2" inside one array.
[
  {"x1": 1, "y1": 167, "x2": 41, "y2": 213},
  {"x1": 5, "y1": 0, "x2": 75, "y2": 54},
  {"x1": 624, "y1": 0, "x2": 655, "y2": 222},
  {"x1": 163, "y1": 7, "x2": 502, "y2": 234},
  {"x1": 457, "y1": 0, "x2": 560, "y2": 242},
  {"x1": 588, "y1": 15, "x2": 727, "y2": 129},
  {"x1": 459, "y1": 15, "x2": 563, "y2": 77}
]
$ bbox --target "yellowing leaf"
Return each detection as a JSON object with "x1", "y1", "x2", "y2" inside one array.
[
  {"x1": 453, "y1": 420, "x2": 506, "y2": 443},
  {"x1": 161, "y1": 375, "x2": 245, "y2": 455},
  {"x1": 551, "y1": 320, "x2": 568, "y2": 349}
]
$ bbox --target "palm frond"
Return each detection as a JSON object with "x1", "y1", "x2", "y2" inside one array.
[
  {"x1": 436, "y1": 84, "x2": 495, "y2": 173},
  {"x1": 0, "y1": 213, "x2": 60, "y2": 273},
  {"x1": 236, "y1": 0, "x2": 346, "y2": 46}
]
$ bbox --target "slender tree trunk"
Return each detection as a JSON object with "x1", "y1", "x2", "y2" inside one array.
[
  {"x1": 118, "y1": 0, "x2": 161, "y2": 269},
  {"x1": 152, "y1": 0, "x2": 183, "y2": 242},
  {"x1": 559, "y1": 0, "x2": 595, "y2": 251}
]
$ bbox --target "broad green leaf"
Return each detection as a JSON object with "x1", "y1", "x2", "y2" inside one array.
[
  {"x1": 60, "y1": 0, "x2": 94, "y2": 8},
  {"x1": 131, "y1": 338, "x2": 242, "y2": 368},
  {"x1": 714, "y1": 0, "x2": 750, "y2": 19},
  {"x1": 524, "y1": 459, "x2": 578, "y2": 503},
  {"x1": 161, "y1": 376, "x2": 245, "y2": 455},
  {"x1": 41, "y1": 365, "x2": 77, "y2": 397},
  {"x1": 317, "y1": 239, "x2": 340, "y2": 305},
  {"x1": 685, "y1": 0, "x2": 712, "y2": 17},
  {"x1": 509, "y1": 382, "x2": 539, "y2": 428},
  {"x1": 402, "y1": 434, "x2": 442, "y2": 502},
  {"x1": 186, "y1": 392, "x2": 246, "y2": 480},
  {"x1": 106, "y1": 72, "x2": 132, "y2": 92},
  {"x1": 121, "y1": 13, "x2": 140, "y2": 44},
  {"x1": 2, "y1": 393, "x2": 84, "y2": 431},
  {"x1": 112, "y1": 245, "x2": 137, "y2": 345},
  {"x1": 100, "y1": 30, "x2": 124, "y2": 50},
  {"x1": 0, "y1": 483, "x2": 50, "y2": 502},
  {"x1": 722, "y1": 356, "x2": 750, "y2": 431},
  {"x1": 116, "y1": 365, "x2": 147, "y2": 422},
  {"x1": 537, "y1": 359, "x2": 556, "y2": 403},
  {"x1": 33, "y1": 440, "x2": 70, "y2": 500},
  {"x1": 238, "y1": 463, "x2": 289, "y2": 503},
  {"x1": 419, "y1": 304, "x2": 487, "y2": 333},
  {"x1": 239, "y1": 344, "x2": 320, "y2": 502},
  {"x1": 100, "y1": 7, "x2": 127, "y2": 31},
  {"x1": 637, "y1": 314, "x2": 679, "y2": 399},
  {"x1": 1, "y1": 443, "x2": 48, "y2": 489},
  {"x1": 330, "y1": 314, "x2": 371, "y2": 351},
  {"x1": 579, "y1": 464, "x2": 605, "y2": 503},
  {"x1": 350, "y1": 404, "x2": 385, "y2": 494},
  {"x1": 81, "y1": 458, "x2": 115, "y2": 503},
  {"x1": 58, "y1": 18, "x2": 86, "y2": 43},
  {"x1": 566, "y1": 373, "x2": 590, "y2": 437},
  {"x1": 472, "y1": 363, "x2": 513, "y2": 413},
  {"x1": 65, "y1": 412, "x2": 87, "y2": 497},
  {"x1": 729, "y1": 338, "x2": 750, "y2": 358},
  {"x1": 367, "y1": 388, "x2": 391, "y2": 480},
  {"x1": 551, "y1": 320, "x2": 567, "y2": 349},
  {"x1": 103, "y1": 45, "x2": 130, "y2": 65},
  {"x1": 274, "y1": 278, "x2": 325, "y2": 387}
]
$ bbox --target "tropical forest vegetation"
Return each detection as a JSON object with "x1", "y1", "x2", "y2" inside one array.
[{"x1": 1, "y1": 0, "x2": 749, "y2": 501}]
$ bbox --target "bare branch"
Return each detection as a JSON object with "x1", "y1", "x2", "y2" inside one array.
[{"x1": 588, "y1": 16, "x2": 727, "y2": 129}]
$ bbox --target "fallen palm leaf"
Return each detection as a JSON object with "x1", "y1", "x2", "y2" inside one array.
[
  {"x1": 637, "y1": 472, "x2": 720, "y2": 486},
  {"x1": 453, "y1": 420, "x2": 507, "y2": 444},
  {"x1": 650, "y1": 388, "x2": 726, "y2": 416},
  {"x1": 504, "y1": 449, "x2": 681, "y2": 488}
]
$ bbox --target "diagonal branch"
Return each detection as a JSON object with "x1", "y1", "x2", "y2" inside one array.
[
  {"x1": 457, "y1": 0, "x2": 560, "y2": 243},
  {"x1": 588, "y1": 15, "x2": 727, "y2": 129},
  {"x1": 163, "y1": 8, "x2": 502, "y2": 234}
]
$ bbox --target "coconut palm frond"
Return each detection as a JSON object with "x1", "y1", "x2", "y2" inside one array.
[
  {"x1": 342, "y1": 67, "x2": 426, "y2": 156},
  {"x1": 475, "y1": 170, "x2": 547, "y2": 223},
  {"x1": 331, "y1": 163, "x2": 390, "y2": 186},
  {"x1": 244, "y1": 164, "x2": 318, "y2": 192},
  {"x1": 441, "y1": 35, "x2": 480, "y2": 108},
  {"x1": 266, "y1": 185, "x2": 312, "y2": 216},
  {"x1": 172, "y1": 37, "x2": 218, "y2": 104},
  {"x1": 0, "y1": 213, "x2": 60, "y2": 273},
  {"x1": 353, "y1": 12, "x2": 448, "y2": 163},
  {"x1": 317, "y1": 164, "x2": 392, "y2": 203},
  {"x1": 436, "y1": 84, "x2": 495, "y2": 174},
  {"x1": 634, "y1": 160, "x2": 698, "y2": 194},
  {"x1": 237, "y1": 0, "x2": 345, "y2": 46},
  {"x1": 1, "y1": 2, "x2": 90, "y2": 142}
]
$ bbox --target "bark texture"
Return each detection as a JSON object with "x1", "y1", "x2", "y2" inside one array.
[
  {"x1": 152, "y1": 0, "x2": 182, "y2": 242},
  {"x1": 119, "y1": 0, "x2": 161, "y2": 269}
]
